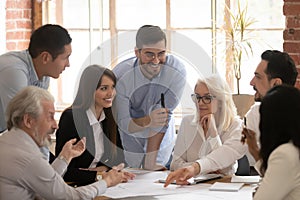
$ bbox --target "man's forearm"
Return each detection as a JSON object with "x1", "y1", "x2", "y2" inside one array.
[
  {"x1": 144, "y1": 131, "x2": 165, "y2": 170},
  {"x1": 128, "y1": 116, "x2": 151, "y2": 133},
  {"x1": 146, "y1": 131, "x2": 165, "y2": 153}
]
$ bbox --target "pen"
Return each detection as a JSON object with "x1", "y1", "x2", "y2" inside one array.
[
  {"x1": 243, "y1": 117, "x2": 247, "y2": 126},
  {"x1": 161, "y1": 93, "x2": 165, "y2": 108},
  {"x1": 241, "y1": 117, "x2": 247, "y2": 142}
]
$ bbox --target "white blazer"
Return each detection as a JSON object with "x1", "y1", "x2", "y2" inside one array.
[{"x1": 171, "y1": 115, "x2": 247, "y2": 175}]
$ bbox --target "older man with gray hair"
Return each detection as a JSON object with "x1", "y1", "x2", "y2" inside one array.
[{"x1": 0, "y1": 86, "x2": 131, "y2": 200}]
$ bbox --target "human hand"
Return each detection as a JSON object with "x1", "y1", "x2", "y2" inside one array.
[
  {"x1": 148, "y1": 108, "x2": 169, "y2": 128},
  {"x1": 59, "y1": 137, "x2": 86, "y2": 163},
  {"x1": 121, "y1": 170, "x2": 136, "y2": 182},
  {"x1": 164, "y1": 162, "x2": 200, "y2": 187},
  {"x1": 102, "y1": 163, "x2": 135, "y2": 187},
  {"x1": 241, "y1": 128, "x2": 260, "y2": 161},
  {"x1": 112, "y1": 163, "x2": 135, "y2": 182},
  {"x1": 200, "y1": 113, "x2": 217, "y2": 138}
]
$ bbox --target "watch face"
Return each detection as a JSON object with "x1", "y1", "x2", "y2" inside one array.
[{"x1": 97, "y1": 174, "x2": 103, "y2": 181}]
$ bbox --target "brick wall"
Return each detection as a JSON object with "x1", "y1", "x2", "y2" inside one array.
[
  {"x1": 283, "y1": 0, "x2": 300, "y2": 89},
  {"x1": 6, "y1": 0, "x2": 32, "y2": 51}
]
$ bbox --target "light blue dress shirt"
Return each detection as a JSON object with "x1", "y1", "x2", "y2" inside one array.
[
  {"x1": 0, "y1": 50, "x2": 50, "y2": 159},
  {"x1": 113, "y1": 55, "x2": 186, "y2": 167},
  {"x1": 0, "y1": 50, "x2": 49, "y2": 132}
]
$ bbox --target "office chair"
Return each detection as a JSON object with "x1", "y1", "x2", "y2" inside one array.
[{"x1": 235, "y1": 155, "x2": 250, "y2": 176}]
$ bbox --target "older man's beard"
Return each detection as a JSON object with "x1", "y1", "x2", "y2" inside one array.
[{"x1": 33, "y1": 128, "x2": 54, "y2": 147}]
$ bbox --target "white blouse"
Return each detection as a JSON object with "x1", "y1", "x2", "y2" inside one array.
[
  {"x1": 171, "y1": 115, "x2": 247, "y2": 175},
  {"x1": 86, "y1": 108, "x2": 105, "y2": 168}
]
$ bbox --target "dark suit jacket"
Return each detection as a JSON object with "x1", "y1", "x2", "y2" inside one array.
[{"x1": 55, "y1": 108, "x2": 124, "y2": 186}]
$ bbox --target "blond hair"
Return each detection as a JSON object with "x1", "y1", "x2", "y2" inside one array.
[{"x1": 194, "y1": 74, "x2": 237, "y2": 131}]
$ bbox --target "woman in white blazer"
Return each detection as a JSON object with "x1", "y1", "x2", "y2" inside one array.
[{"x1": 170, "y1": 74, "x2": 247, "y2": 175}]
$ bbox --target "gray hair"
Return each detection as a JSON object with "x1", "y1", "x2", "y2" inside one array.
[
  {"x1": 6, "y1": 86, "x2": 54, "y2": 130},
  {"x1": 194, "y1": 74, "x2": 237, "y2": 131}
]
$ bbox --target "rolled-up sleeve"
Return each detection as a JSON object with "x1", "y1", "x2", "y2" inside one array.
[
  {"x1": 196, "y1": 118, "x2": 247, "y2": 175},
  {"x1": 21, "y1": 156, "x2": 107, "y2": 199}
]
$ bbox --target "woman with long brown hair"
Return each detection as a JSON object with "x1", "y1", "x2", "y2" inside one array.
[{"x1": 55, "y1": 65, "x2": 128, "y2": 186}]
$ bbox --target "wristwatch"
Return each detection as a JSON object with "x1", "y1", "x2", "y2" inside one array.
[
  {"x1": 58, "y1": 155, "x2": 68, "y2": 164},
  {"x1": 96, "y1": 172, "x2": 104, "y2": 181}
]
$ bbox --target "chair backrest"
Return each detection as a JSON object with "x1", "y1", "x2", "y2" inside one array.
[
  {"x1": 235, "y1": 155, "x2": 250, "y2": 176},
  {"x1": 232, "y1": 94, "x2": 254, "y2": 118}
]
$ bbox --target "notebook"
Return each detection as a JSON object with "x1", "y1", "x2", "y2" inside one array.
[
  {"x1": 209, "y1": 182, "x2": 244, "y2": 192},
  {"x1": 231, "y1": 175, "x2": 261, "y2": 184},
  {"x1": 193, "y1": 174, "x2": 223, "y2": 184}
]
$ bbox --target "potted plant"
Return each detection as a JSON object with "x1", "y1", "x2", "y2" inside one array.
[{"x1": 223, "y1": 0, "x2": 257, "y2": 117}]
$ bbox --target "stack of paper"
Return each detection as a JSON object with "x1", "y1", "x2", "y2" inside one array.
[
  {"x1": 231, "y1": 175, "x2": 261, "y2": 184},
  {"x1": 209, "y1": 182, "x2": 244, "y2": 192}
]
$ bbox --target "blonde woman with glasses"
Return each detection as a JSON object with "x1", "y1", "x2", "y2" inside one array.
[{"x1": 167, "y1": 75, "x2": 247, "y2": 186}]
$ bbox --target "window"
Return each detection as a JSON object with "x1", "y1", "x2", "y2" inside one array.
[{"x1": 42, "y1": 0, "x2": 284, "y2": 124}]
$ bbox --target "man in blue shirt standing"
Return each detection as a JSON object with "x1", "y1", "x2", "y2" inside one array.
[{"x1": 113, "y1": 25, "x2": 186, "y2": 170}]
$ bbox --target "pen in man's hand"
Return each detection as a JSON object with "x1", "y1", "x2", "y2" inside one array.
[
  {"x1": 244, "y1": 117, "x2": 247, "y2": 126},
  {"x1": 161, "y1": 93, "x2": 165, "y2": 108}
]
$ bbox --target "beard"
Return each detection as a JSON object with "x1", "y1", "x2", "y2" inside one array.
[
  {"x1": 43, "y1": 136, "x2": 52, "y2": 147},
  {"x1": 33, "y1": 127, "x2": 53, "y2": 147},
  {"x1": 253, "y1": 86, "x2": 263, "y2": 102},
  {"x1": 139, "y1": 60, "x2": 163, "y2": 79},
  {"x1": 145, "y1": 64, "x2": 161, "y2": 78},
  {"x1": 254, "y1": 93, "x2": 263, "y2": 102}
]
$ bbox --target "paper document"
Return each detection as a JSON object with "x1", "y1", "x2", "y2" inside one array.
[
  {"x1": 102, "y1": 170, "x2": 254, "y2": 199},
  {"x1": 231, "y1": 175, "x2": 261, "y2": 184},
  {"x1": 209, "y1": 182, "x2": 244, "y2": 192}
]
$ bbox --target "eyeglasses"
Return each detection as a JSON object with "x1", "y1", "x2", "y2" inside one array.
[
  {"x1": 139, "y1": 49, "x2": 166, "y2": 61},
  {"x1": 191, "y1": 94, "x2": 216, "y2": 104}
]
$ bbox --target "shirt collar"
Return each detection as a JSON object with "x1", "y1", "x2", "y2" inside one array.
[
  {"x1": 26, "y1": 50, "x2": 39, "y2": 81},
  {"x1": 86, "y1": 108, "x2": 106, "y2": 126},
  {"x1": 26, "y1": 50, "x2": 49, "y2": 86}
]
